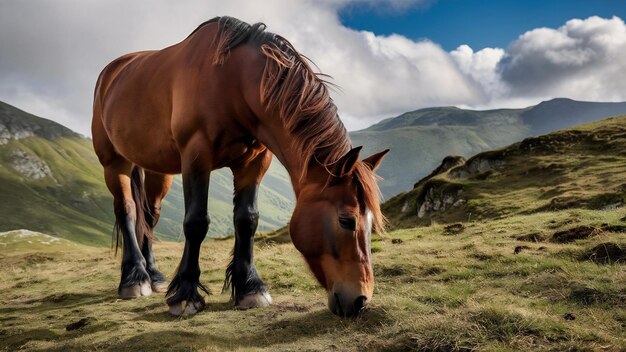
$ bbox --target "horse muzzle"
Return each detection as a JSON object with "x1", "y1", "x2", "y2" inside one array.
[{"x1": 328, "y1": 290, "x2": 369, "y2": 317}]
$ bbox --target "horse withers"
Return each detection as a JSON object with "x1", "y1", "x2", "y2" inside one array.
[{"x1": 92, "y1": 16, "x2": 389, "y2": 317}]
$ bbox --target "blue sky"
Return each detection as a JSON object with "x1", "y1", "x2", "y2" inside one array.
[{"x1": 340, "y1": 0, "x2": 626, "y2": 50}]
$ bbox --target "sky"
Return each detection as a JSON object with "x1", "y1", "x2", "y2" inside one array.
[{"x1": 1, "y1": 0, "x2": 626, "y2": 135}]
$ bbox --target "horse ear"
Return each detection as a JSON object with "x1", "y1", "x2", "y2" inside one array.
[
  {"x1": 362, "y1": 149, "x2": 390, "y2": 171},
  {"x1": 334, "y1": 146, "x2": 362, "y2": 177}
]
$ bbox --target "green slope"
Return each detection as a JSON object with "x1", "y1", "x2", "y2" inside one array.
[
  {"x1": 351, "y1": 98, "x2": 626, "y2": 199},
  {"x1": 0, "y1": 101, "x2": 295, "y2": 245},
  {"x1": 383, "y1": 115, "x2": 626, "y2": 229}
]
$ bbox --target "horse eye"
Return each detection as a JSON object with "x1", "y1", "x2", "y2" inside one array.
[{"x1": 338, "y1": 216, "x2": 357, "y2": 231}]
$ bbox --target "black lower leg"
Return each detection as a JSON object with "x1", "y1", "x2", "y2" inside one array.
[
  {"x1": 141, "y1": 238, "x2": 167, "y2": 285},
  {"x1": 166, "y1": 171, "x2": 210, "y2": 306},
  {"x1": 117, "y1": 203, "x2": 150, "y2": 292},
  {"x1": 225, "y1": 185, "x2": 268, "y2": 303}
]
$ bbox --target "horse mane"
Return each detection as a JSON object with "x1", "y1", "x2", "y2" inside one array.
[{"x1": 202, "y1": 16, "x2": 384, "y2": 232}]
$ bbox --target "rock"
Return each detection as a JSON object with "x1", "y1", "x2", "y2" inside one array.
[
  {"x1": 448, "y1": 154, "x2": 505, "y2": 179},
  {"x1": 416, "y1": 185, "x2": 465, "y2": 219},
  {"x1": 452, "y1": 199, "x2": 466, "y2": 208},
  {"x1": 391, "y1": 238, "x2": 403, "y2": 244},
  {"x1": 8, "y1": 150, "x2": 53, "y2": 179},
  {"x1": 413, "y1": 155, "x2": 466, "y2": 189}
]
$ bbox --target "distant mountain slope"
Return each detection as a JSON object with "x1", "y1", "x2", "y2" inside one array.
[
  {"x1": 0, "y1": 101, "x2": 295, "y2": 245},
  {"x1": 383, "y1": 115, "x2": 626, "y2": 229},
  {"x1": 351, "y1": 98, "x2": 626, "y2": 198}
]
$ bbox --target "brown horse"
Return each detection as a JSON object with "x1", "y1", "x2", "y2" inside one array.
[{"x1": 92, "y1": 16, "x2": 388, "y2": 317}]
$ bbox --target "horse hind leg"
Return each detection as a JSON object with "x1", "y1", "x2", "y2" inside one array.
[
  {"x1": 225, "y1": 149, "x2": 273, "y2": 309},
  {"x1": 104, "y1": 160, "x2": 152, "y2": 298},
  {"x1": 141, "y1": 170, "x2": 174, "y2": 293}
]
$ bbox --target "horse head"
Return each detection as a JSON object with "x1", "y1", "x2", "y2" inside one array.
[{"x1": 290, "y1": 147, "x2": 389, "y2": 317}]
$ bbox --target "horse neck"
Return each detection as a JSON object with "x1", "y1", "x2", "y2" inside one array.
[{"x1": 256, "y1": 120, "x2": 318, "y2": 198}]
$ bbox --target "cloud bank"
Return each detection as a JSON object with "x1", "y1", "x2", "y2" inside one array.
[{"x1": 0, "y1": 1, "x2": 625, "y2": 134}]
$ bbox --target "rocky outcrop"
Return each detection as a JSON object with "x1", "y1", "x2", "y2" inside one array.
[
  {"x1": 8, "y1": 150, "x2": 53, "y2": 179},
  {"x1": 413, "y1": 155, "x2": 466, "y2": 189},
  {"x1": 448, "y1": 153, "x2": 504, "y2": 179},
  {"x1": 0, "y1": 123, "x2": 35, "y2": 145},
  {"x1": 417, "y1": 185, "x2": 466, "y2": 219}
]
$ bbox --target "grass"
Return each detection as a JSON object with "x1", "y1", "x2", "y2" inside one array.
[{"x1": 1, "y1": 208, "x2": 625, "y2": 351}]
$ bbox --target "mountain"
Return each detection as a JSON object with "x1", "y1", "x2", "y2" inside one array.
[
  {"x1": 0, "y1": 101, "x2": 295, "y2": 245},
  {"x1": 350, "y1": 98, "x2": 626, "y2": 199},
  {"x1": 383, "y1": 115, "x2": 626, "y2": 229}
]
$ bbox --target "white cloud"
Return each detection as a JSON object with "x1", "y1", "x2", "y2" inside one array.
[
  {"x1": 450, "y1": 45, "x2": 506, "y2": 101},
  {"x1": 0, "y1": 2, "x2": 625, "y2": 135},
  {"x1": 498, "y1": 16, "x2": 626, "y2": 102}
]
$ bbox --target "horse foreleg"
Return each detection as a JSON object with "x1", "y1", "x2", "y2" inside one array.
[
  {"x1": 166, "y1": 166, "x2": 210, "y2": 316},
  {"x1": 104, "y1": 160, "x2": 152, "y2": 299},
  {"x1": 226, "y1": 149, "x2": 272, "y2": 309}
]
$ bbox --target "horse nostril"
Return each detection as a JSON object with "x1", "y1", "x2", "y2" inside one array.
[{"x1": 354, "y1": 295, "x2": 368, "y2": 312}]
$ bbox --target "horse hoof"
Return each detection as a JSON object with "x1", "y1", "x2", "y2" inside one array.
[
  {"x1": 120, "y1": 281, "x2": 152, "y2": 299},
  {"x1": 168, "y1": 299, "x2": 205, "y2": 317},
  {"x1": 236, "y1": 291, "x2": 272, "y2": 310},
  {"x1": 151, "y1": 281, "x2": 168, "y2": 293}
]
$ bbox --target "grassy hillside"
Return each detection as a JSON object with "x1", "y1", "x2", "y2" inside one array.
[
  {"x1": 383, "y1": 115, "x2": 626, "y2": 229},
  {"x1": 1, "y1": 208, "x2": 624, "y2": 351},
  {"x1": 0, "y1": 101, "x2": 295, "y2": 245},
  {"x1": 352, "y1": 98, "x2": 626, "y2": 198}
]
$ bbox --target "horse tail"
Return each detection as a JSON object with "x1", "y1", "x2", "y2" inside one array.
[
  {"x1": 130, "y1": 166, "x2": 153, "y2": 250},
  {"x1": 111, "y1": 166, "x2": 153, "y2": 255}
]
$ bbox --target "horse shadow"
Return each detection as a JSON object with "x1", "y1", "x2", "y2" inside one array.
[{"x1": 110, "y1": 306, "x2": 391, "y2": 351}]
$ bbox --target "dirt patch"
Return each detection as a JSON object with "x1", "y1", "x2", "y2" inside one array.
[
  {"x1": 470, "y1": 253, "x2": 495, "y2": 261},
  {"x1": 550, "y1": 226, "x2": 602, "y2": 243},
  {"x1": 568, "y1": 285, "x2": 620, "y2": 306},
  {"x1": 600, "y1": 224, "x2": 626, "y2": 233},
  {"x1": 421, "y1": 266, "x2": 444, "y2": 276},
  {"x1": 66, "y1": 317, "x2": 96, "y2": 331},
  {"x1": 443, "y1": 223, "x2": 465, "y2": 236},
  {"x1": 563, "y1": 313, "x2": 576, "y2": 321},
  {"x1": 24, "y1": 254, "x2": 55, "y2": 265},
  {"x1": 374, "y1": 263, "x2": 414, "y2": 277},
  {"x1": 581, "y1": 242, "x2": 625, "y2": 264},
  {"x1": 514, "y1": 246, "x2": 530, "y2": 254},
  {"x1": 516, "y1": 233, "x2": 545, "y2": 242}
]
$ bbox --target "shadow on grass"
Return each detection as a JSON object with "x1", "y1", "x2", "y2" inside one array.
[
  {"x1": 0, "y1": 291, "x2": 118, "y2": 316},
  {"x1": 108, "y1": 306, "x2": 391, "y2": 351},
  {"x1": 133, "y1": 301, "x2": 235, "y2": 322}
]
